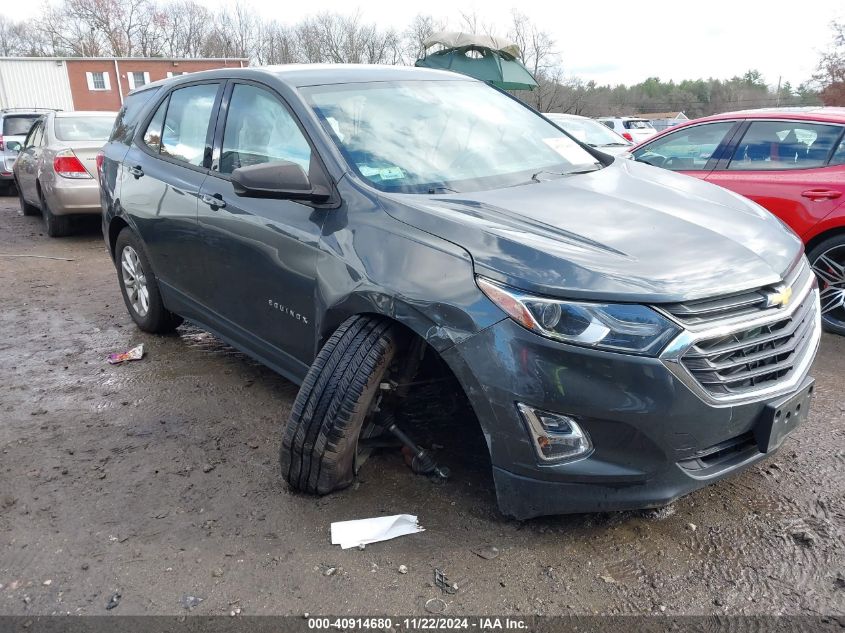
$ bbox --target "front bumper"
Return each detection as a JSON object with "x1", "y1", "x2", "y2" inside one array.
[{"x1": 442, "y1": 312, "x2": 819, "y2": 519}]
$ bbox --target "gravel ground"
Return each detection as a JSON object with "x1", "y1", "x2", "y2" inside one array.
[{"x1": 0, "y1": 195, "x2": 843, "y2": 617}]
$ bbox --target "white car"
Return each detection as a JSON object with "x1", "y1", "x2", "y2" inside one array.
[
  {"x1": 597, "y1": 117, "x2": 657, "y2": 144},
  {"x1": 544, "y1": 113, "x2": 633, "y2": 156}
]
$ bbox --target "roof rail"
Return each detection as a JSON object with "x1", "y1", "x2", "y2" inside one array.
[{"x1": 0, "y1": 107, "x2": 63, "y2": 113}]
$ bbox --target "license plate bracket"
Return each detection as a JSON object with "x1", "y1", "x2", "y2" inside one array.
[{"x1": 754, "y1": 378, "x2": 815, "y2": 453}]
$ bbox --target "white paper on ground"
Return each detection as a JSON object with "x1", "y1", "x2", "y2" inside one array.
[{"x1": 331, "y1": 514, "x2": 424, "y2": 549}]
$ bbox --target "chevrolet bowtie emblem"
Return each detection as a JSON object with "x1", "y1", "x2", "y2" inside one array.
[{"x1": 764, "y1": 285, "x2": 793, "y2": 308}]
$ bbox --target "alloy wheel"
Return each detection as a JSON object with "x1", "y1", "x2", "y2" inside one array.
[
  {"x1": 121, "y1": 245, "x2": 150, "y2": 318},
  {"x1": 811, "y1": 245, "x2": 845, "y2": 330}
]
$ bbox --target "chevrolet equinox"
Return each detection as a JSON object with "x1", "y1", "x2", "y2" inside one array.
[{"x1": 99, "y1": 66, "x2": 821, "y2": 519}]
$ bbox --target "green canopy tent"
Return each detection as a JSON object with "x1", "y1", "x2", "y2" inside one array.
[{"x1": 414, "y1": 31, "x2": 538, "y2": 91}]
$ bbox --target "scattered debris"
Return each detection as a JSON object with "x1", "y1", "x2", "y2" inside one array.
[
  {"x1": 472, "y1": 545, "x2": 500, "y2": 560},
  {"x1": 230, "y1": 607, "x2": 241, "y2": 616},
  {"x1": 790, "y1": 528, "x2": 817, "y2": 547},
  {"x1": 42, "y1": 580, "x2": 51, "y2": 586},
  {"x1": 686, "y1": 523, "x2": 697, "y2": 532},
  {"x1": 330, "y1": 514, "x2": 423, "y2": 549},
  {"x1": 658, "y1": 605, "x2": 667, "y2": 613},
  {"x1": 835, "y1": 573, "x2": 845, "y2": 589},
  {"x1": 202, "y1": 464, "x2": 215, "y2": 473},
  {"x1": 599, "y1": 575, "x2": 617, "y2": 584},
  {"x1": 424, "y1": 598, "x2": 447, "y2": 614},
  {"x1": 107, "y1": 345, "x2": 144, "y2": 365},
  {"x1": 398, "y1": 565, "x2": 408, "y2": 574},
  {"x1": 180, "y1": 594, "x2": 203, "y2": 610},
  {"x1": 324, "y1": 567, "x2": 337, "y2": 577},
  {"x1": 212, "y1": 568, "x2": 224, "y2": 578},
  {"x1": 105, "y1": 592, "x2": 121, "y2": 610},
  {"x1": 434, "y1": 569, "x2": 458, "y2": 595}
]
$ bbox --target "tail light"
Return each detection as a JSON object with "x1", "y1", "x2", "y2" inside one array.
[
  {"x1": 622, "y1": 132, "x2": 634, "y2": 142},
  {"x1": 0, "y1": 135, "x2": 4, "y2": 151},
  {"x1": 53, "y1": 149, "x2": 91, "y2": 179},
  {"x1": 96, "y1": 150, "x2": 105, "y2": 179}
]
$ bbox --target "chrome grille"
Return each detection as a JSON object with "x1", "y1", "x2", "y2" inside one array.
[
  {"x1": 680, "y1": 289, "x2": 817, "y2": 396},
  {"x1": 662, "y1": 258, "x2": 809, "y2": 327},
  {"x1": 659, "y1": 258, "x2": 821, "y2": 403}
]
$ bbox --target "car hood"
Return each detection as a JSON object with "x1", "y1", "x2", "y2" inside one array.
[{"x1": 382, "y1": 159, "x2": 803, "y2": 303}]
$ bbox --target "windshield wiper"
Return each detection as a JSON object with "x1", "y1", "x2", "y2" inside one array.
[
  {"x1": 531, "y1": 164, "x2": 602, "y2": 182},
  {"x1": 427, "y1": 185, "x2": 460, "y2": 194}
]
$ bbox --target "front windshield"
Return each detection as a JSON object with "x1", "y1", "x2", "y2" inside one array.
[
  {"x1": 547, "y1": 115, "x2": 631, "y2": 147},
  {"x1": 301, "y1": 80, "x2": 601, "y2": 194}
]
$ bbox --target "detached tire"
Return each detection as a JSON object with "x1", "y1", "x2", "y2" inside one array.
[
  {"x1": 281, "y1": 316, "x2": 398, "y2": 494},
  {"x1": 114, "y1": 227, "x2": 183, "y2": 334}
]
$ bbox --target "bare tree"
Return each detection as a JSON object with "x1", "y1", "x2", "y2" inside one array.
[
  {"x1": 403, "y1": 14, "x2": 447, "y2": 64},
  {"x1": 814, "y1": 20, "x2": 845, "y2": 106}
]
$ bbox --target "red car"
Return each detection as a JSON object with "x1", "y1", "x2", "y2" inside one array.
[{"x1": 630, "y1": 107, "x2": 845, "y2": 334}]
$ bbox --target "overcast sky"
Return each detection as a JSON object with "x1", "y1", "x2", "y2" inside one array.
[{"x1": 3, "y1": 0, "x2": 842, "y2": 87}]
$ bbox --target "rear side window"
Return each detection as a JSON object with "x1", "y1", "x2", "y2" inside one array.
[
  {"x1": 728, "y1": 121, "x2": 844, "y2": 170},
  {"x1": 3, "y1": 115, "x2": 40, "y2": 136},
  {"x1": 831, "y1": 136, "x2": 845, "y2": 166},
  {"x1": 110, "y1": 87, "x2": 160, "y2": 145},
  {"x1": 159, "y1": 84, "x2": 219, "y2": 167},
  {"x1": 55, "y1": 115, "x2": 116, "y2": 141}
]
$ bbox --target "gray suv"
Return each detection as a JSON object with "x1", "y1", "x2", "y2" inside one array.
[{"x1": 99, "y1": 66, "x2": 821, "y2": 519}]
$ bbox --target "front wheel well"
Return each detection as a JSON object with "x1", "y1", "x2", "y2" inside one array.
[{"x1": 108, "y1": 216, "x2": 129, "y2": 261}]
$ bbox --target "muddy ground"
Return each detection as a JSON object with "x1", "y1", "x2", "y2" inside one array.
[{"x1": 0, "y1": 194, "x2": 843, "y2": 617}]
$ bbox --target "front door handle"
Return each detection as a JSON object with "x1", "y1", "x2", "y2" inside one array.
[
  {"x1": 200, "y1": 193, "x2": 226, "y2": 209},
  {"x1": 128, "y1": 165, "x2": 144, "y2": 179},
  {"x1": 801, "y1": 189, "x2": 842, "y2": 201}
]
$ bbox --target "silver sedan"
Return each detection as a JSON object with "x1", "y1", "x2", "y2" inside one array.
[{"x1": 14, "y1": 111, "x2": 116, "y2": 237}]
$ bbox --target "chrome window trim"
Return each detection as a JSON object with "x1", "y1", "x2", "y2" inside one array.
[{"x1": 657, "y1": 270, "x2": 821, "y2": 407}]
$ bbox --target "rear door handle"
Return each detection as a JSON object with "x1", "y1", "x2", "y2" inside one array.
[
  {"x1": 128, "y1": 165, "x2": 144, "y2": 179},
  {"x1": 200, "y1": 193, "x2": 226, "y2": 209},
  {"x1": 801, "y1": 189, "x2": 842, "y2": 200}
]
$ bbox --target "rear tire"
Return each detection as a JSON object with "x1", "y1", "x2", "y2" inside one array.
[
  {"x1": 17, "y1": 183, "x2": 38, "y2": 216},
  {"x1": 281, "y1": 316, "x2": 398, "y2": 494},
  {"x1": 114, "y1": 227, "x2": 183, "y2": 334},
  {"x1": 39, "y1": 190, "x2": 73, "y2": 237},
  {"x1": 807, "y1": 234, "x2": 845, "y2": 336}
]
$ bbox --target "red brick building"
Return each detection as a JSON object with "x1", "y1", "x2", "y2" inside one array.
[{"x1": 0, "y1": 58, "x2": 249, "y2": 111}]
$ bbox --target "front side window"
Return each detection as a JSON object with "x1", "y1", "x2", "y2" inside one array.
[
  {"x1": 220, "y1": 84, "x2": 312, "y2": 175},
  {"x1": 728, "y1": 121, "x2": 845, "y2": 170},
  {"x1": 110, "y1": 87, "x2": 160, "y2": 145},
  {"x1": 547, "y1": 116, "x2": 630, "y2": 148},
  {"x1": 633, "y1": 122, "x2": 735, "y2": 170},
  {"x1": 302, "y1": 80, "x2": 600, "y2": 194},
  {"x1": 54, "y1": 115, "x2": 116, "y2": 141},
  {"x1": 159, "y1": 83, "x2": 219, "y2": 166}
]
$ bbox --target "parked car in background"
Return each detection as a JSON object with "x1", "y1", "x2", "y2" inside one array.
[
  {"x1": 14, "y1": 110, "x2": 117, "y2": 236},
  {"x1": 630, "y1": 107, "x2": 845, "y2": 335},
  {"x1": 99, "y1": 66, "x2": 819, "y2": 519},
  {"x1": 544, "y1": 112, "x2": 632, "y2": 156},
  {"x1": 0, "y1": 109, "x2": 50, "y2": 194},
  {"x1": 597, "y1": 116, "x2": 657, "y2": 143}
]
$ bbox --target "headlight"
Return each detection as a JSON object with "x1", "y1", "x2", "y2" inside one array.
[{"x1": 477, "y1": 277, "x2": 680, "y2": 356}]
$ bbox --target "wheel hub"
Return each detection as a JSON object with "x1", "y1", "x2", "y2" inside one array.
[
  {"x1": 121, "y1": 245, "x2": 150, "y2": 317},
  {"x1": 812, "y1": 246, "x2": 845, "y2": 327}
]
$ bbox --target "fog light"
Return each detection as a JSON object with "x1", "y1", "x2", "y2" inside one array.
[{"x1": 517, "y1": 403, "x2": 593, "y2": 462}]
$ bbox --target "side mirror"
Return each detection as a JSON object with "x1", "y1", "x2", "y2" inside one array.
[
  {"x1": 231, "y1": 161, "x2": 330, "y2": 202},
  {"x1": 6, "y1": 141, "x2": 21, "y2": 152}
]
